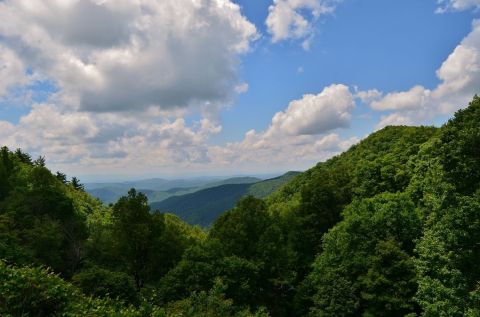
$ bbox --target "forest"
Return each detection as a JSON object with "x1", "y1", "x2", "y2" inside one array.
[{"x1": 1, "y1": 95, "x2": 480, "y2": 316}]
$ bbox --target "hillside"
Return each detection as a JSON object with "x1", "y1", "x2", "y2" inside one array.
[
  {"x1": 151, "y1": 183, "x2": 251, "y2": 227},
  {"x1": 198, "y1": 176, "x2": 261, "y2": 189},
  {"x1": 85, "y1": 177, "x2": 219, "y2": 203},
  {"x1": 248, "y1": 171, "x2": 301, "y2": 197},
  {"x1": 87, "y1": 176, "x2": 261, "y2": 204},
  {"x1": 2, "y1": 96, "x2": 480, "y2": 317},
  {"x1": 151, "y1": 172, "x2": 300, "y2": 226}
]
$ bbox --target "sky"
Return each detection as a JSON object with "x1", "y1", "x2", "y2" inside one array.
[{"x1": 0, "y1": 0, "x2": 478, "y2": 182}]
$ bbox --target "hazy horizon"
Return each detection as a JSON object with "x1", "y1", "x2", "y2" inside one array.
[{"x1": 81, "y1": 171, "x2": 288, "y2": 184}]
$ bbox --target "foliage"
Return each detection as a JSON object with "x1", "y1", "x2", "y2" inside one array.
[
  {"x1": 166, "y1": 279, "x2": 269, "y2": 317},
  {"x1": 72, "y1": 266, "x2": 139, "y2": 304},
  {"x1": 151, "y1": 172, "x2": 299, "y2": 227},
  {"x1": 1, "y1": 95, "x2": 480, "y2": 316},
  {"x1": 152, "y1": 184, "x2": 251, "y2": 227},
  {"x1": 0, "y1": 261, "x2": 164, "y2": 317},
  {"x1": 306, "y1": 193, "x2": 421, "y2": 316}
]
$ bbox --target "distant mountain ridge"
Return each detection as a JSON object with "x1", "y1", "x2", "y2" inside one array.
[
  {"x1": 150, "y1": 171, "x2": 301, "y2": 227},
  {"x1": 86, "y1": 176, "x2": 263, "y2": 204}
]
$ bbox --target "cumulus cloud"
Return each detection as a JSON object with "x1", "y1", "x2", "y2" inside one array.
[
  {"x1": 0, "y1": 95, "x2": 359, "y2": 176},
  {"x1": 436, "y1": 0, "x2": 480, "y2": 12},
  {"x1": 0, "y1": 103, "x2": 222, "y2": 174},
  {"x1": 0, "y1": 0, "x2": 257, "y2": 113},
  {"x1": 370, "y1": 86, "x2": 431, "y2": 111},
  {"x1": 269, "y1": 84, "x2": 355, "y2": 136},
  {"x1": 0, "y1": 0, "x2": 357, "y2": 176},
  {"x1": 208, "y1": 84, "x2": 358, "y2": 170},
  {"x1": 355, "y1": 88, "x2": 382, "y2": 104},
  {"x1": 370, "y1": 20, "x2": 480, "y2": 128},
  {"x1": 209, "y1": 130, "x2": 359, "y2": 171},
  {"x1": 266, "y1": 0, "x2": 341, "y2": 45},
  {"x1": 0, "y1": 45, "x2": 29, "y2": 97}
]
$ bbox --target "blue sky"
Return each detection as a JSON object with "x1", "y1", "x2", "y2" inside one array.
[
  {"x1": 0, "y1": 0, "x2": 478, "y2": 181},
  {"x1": 219, "y1": 0, "x2": 474, "y2": 142}
]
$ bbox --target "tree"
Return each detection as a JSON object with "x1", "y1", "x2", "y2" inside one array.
[
  {"x1": 111, "y1": 188, "x2": 165, "y2": 289},
  {"x1": 158, "y1": 239, "x2": 225, "y2": 304},
  {"x1": 166, "y1": 278, "x2": 268, "y2": 317},
  {"x1": 71, "y1": 176, "x2": 84, "y2": 191},
  {"x1": 307, "y1": 193, "x2": 421, "y2": 316},
  {"x1": 416, "y1": 195, "x2": 480, "y2": 316},
  {"x1": 2, "y1": 165, "x2": 88, "y2": 274},
  {"x1": 55, "y1": 172, "x2": 68, "y2": 184},
  {"x1": 292, "y1": 166, "x2": 350, "y2": 275},
  {"x1": 359, "y1": 239, "x2": 418, "y2": 316},
  {"x1": 14, "y1": 148, "x2": 32, "y2": 164},
  {"x1": 34, "y1": 155, "x2": 46, "y2": 167},
  {"x1": 438, "y1": 95, "x2": 480, "y2": 195},
  {"x1": 72, "y1": 266, "x2": 139, "y2": 304},
  {"x1": 210, "y1": 196, "x2": 270, "y2": 260},
  {"x1": 0, "y1": 146, "x2": 13, "y2": 201}
]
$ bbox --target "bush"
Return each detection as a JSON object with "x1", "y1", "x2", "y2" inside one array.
[{"x1": 72, "y1": 266, "x2": 139, "y2": 305}]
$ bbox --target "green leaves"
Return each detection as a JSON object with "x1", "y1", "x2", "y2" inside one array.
[
  {"x1": 166, "y1": 279, "x2": 268, "y2": 317},
  {"x1": 415, "y1": 196, "x2": 480, "y2": 316},
  {"x1": 1, "y1": 95, "x2": 480, "y2": 316},
  {"x1": 210, "y1": 196, "x2": 270, "y2": 260},
  {"x1": 306, "y1": 193, "x2": 421, "y2": 316},
  {"x1": 111, "y1": 189, "x2": 167, "y2": 289},
  {"x1": 439, "y1": 95, "x2": 480, "y2": 195}
]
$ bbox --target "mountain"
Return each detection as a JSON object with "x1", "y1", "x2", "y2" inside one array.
[
  {"x1": 86, "y1": 187, "x2": 121, "y2": 205},
  {"x1": 198, "y1": 176, "x2": 261, "y2": 189},
  {"x1": 86, "y1": 177, "x2": 221, "y2": 191},
  {"x1": 86, "y1": 176, "x2": 262, "y2": 205},
  {"x1": 151, "y1": 183, "x2": 251, "y2": 227},
  {"x1": 248, "y1": 171, "x2": 300, "y2": 197},
  {"x1": 84, "y1": 178, "x2": 211, "y2": 204},
  {"x1": 3, "y1": 96, "x2": 480, "y2": 317},
  {"x1": 150, "y1": 172, "x2": 301, "y2": 226}
]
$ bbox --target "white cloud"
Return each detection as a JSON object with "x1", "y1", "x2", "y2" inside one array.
[
  {"x1": 0, "y1": 45, "x2": 29, "y2": 97},
  {"x1": 370, "y1": 20, "x2": 480, "y2": 128},
  {"x1": 208, "y1": 84, "x2": 358, "y2": 170},
  {"x1": 0, "y1": 1, "x2": 358, "y2": 176},
  {"x1": 436, "y1": 0, "x2": 480, "y2": 12},
  {"x1": 234, "y1": 82, "x2": 249, "y2": 94},
  {"x1": 355, "y1": 88, "x2": 382, "y2": 104},
  {"x1": 269, "y1": 84, "x2": 355, "y2": 136},
  {"x1": 0, "y1": 0, "x2": 257, "y2": 113},
  {"x1": 266, "y1": 0, "x2": 341, "y2": 45},
  {"x1": 0, "y1": 95, "x2": 357, "y2": 176},
  {"x1": 209, "y1": 130, "x2": 359, "y2": 171},
  {"x1": 432, "y1": 24, "x2": 480, "y2": 113},
  {"x1": 0, "y1": 103, "x2": 221, "y2": 174},
  {"x1": 375, "y1": 113, "x2": 415, "y2": 129},
  {"x1": 370, "y1": 86, "x2": 431, "y2": 111},
  {"x1": 0, "y1": 81, "x2": 358, "y2": 175}
]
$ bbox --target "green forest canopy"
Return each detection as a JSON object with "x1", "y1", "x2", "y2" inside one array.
[{"x1": 1, "y1": 95, "x2": 480, "y2": 316}]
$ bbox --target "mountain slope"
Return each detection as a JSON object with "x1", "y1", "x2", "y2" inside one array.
[
  {"x1": 151, "y1": 183, "x2": 251, "y2": 227},
  {"x1": 151, "y1": 172, "x2": 299, "y2": 226},
  {"x1": 87, "y1": 176, "x2": 262, "y2": 205},
  {"x1": 3, "y1": 96, "x2": 480, "y2": 317},
  {"x1": 248, "y1": 171, "x2": 301, "y2": 197},
  {"x1": 267, "y1": 125, "x2": 439, "y2": 209}
]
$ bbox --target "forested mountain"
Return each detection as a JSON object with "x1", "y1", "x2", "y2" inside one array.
[
  {"x1": 1, "y1": 96, "x2": 480, "y2": 316},
  {"x1": 86, "y1": 176, "x2": 261, "y2": 204},
  {"x1": 151, "y1": 172, "x2": 300, "y2": 227}
]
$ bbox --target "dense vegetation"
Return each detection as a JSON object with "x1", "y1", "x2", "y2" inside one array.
[
  {"x1": 151, "y1": 172, "x2": 300, "y2": 227},
  {"x1": 1, "y1": 96, "x2": 480, "y2": 316}
]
